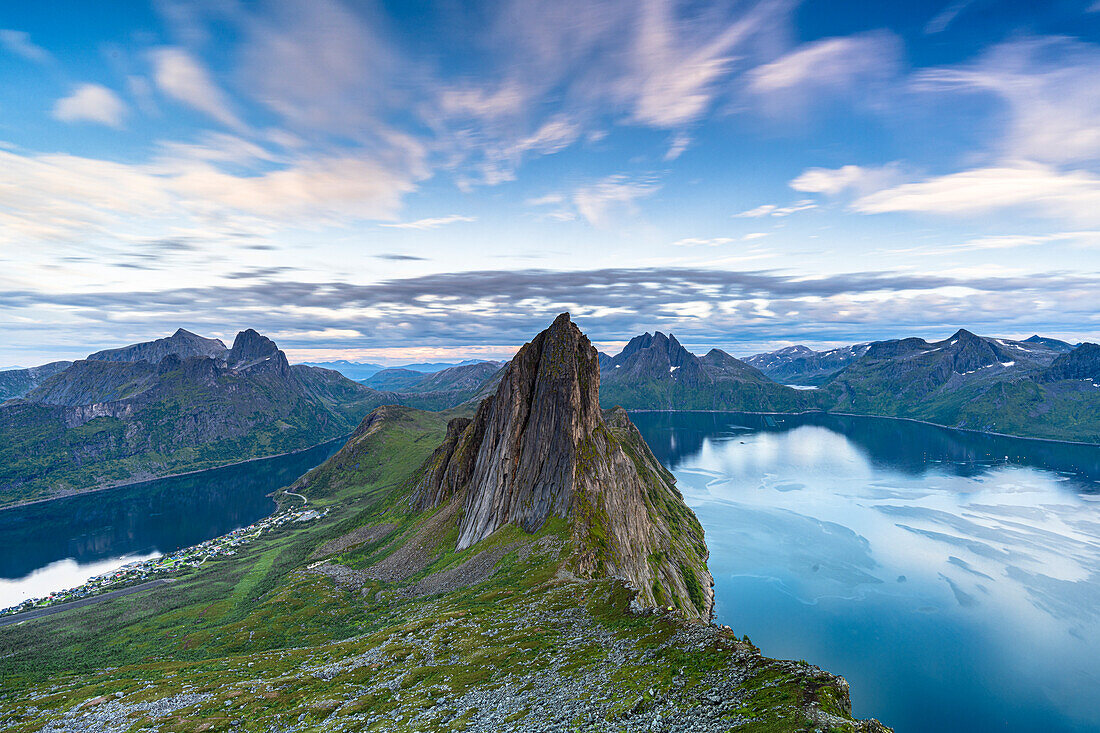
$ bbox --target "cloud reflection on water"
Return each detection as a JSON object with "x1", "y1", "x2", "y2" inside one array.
[{"x1": 632, "y1": 411, "x2": 1100, "y2": 733}]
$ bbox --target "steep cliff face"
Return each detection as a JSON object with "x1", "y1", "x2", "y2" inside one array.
[{"x1": 414, "y1": 313, "x2": 714, "y2": 620}]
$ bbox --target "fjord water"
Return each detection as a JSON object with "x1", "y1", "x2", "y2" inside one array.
[
  {"x1": 0, "y1": 438, "x2": 345, "y2": 609},
  {"x1": 631, "y1": 412, "x2": 1100, "y2": 733}
]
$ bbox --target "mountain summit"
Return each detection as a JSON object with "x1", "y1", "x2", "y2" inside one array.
[
  {"x1": 600, "y1": 329, "x2": 816, "y2": 412},
  {"x1": 412, "y1": 313, "x2": 714, "y2": 619},
  {"x1": 86, "y1": 328, "x2": 227, "y2": 364}
]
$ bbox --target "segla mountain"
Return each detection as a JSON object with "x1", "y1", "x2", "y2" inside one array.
[
  {"x1": 409, "y1": 313, "x2": 713, "y2": 616},
  {"x1": 0, "y1": 314, "x2": 889, "y2": 733},
  {"x1": 0, "y1": 329, "x2": 485, "y2": 508}
]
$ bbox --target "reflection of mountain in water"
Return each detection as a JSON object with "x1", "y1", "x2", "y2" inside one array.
[
  {"x1": 630, "y1": 411, "x2": 1100, "y2": 492},
  {"x1": 0, "y1": 437, "x2": 345, "y2": 580}
]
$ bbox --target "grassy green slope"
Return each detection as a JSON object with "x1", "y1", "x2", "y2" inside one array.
[{"x1": 0, "y1": 405, "x2": 887, "y2": 732}]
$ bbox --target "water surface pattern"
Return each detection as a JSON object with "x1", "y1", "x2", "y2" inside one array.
[{"x1": 631, "y1": 412, "x2": 1100, "y2": 733}]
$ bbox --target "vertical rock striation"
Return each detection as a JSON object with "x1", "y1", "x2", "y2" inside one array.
[{"x1": 414, "y1": 313, "x2": 714, "y2": 620}]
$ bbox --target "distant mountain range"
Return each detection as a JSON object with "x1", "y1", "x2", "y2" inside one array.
[
  {"x1": 0, "y1": 330, "x2": 488, "y2": 508},
  {"x1": 599, "y1": 332, "x2": 816, "y2": 412},
  {"x1": 821, "y1": 330, "x2": 1098, "y2": 441},
  {"x1": 744, "y1": 343, "x2": 870, "y2": 385},
  {"x1": 362, "y1": 361, "x2": 502, "y2": 392},
  {"x1": 597, "y1": 328, "x2": 1099, "y2": 442},
  {"x1": 746, "y1": 334, "x2": 1074, "y2": 386},
  {"x1": 300, "y1": 358, "x2": 493, "y2": 381}
]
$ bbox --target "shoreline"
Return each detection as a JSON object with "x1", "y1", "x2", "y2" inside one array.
[
  {"x1": 0, "y1": 434, "x2": 350, "y2": 514},
  {"x1": 623, "y1": 408, "x2": 1100, "y2": 448},
  {"x1": 0, "y1": 579, "x2": 171, "y2": 628}
]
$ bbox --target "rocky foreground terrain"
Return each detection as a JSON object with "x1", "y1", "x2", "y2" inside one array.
[{"x1": 0, "y1": 315, "x2": 889, "y2": 732}]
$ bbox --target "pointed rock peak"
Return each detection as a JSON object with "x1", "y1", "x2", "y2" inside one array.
[
  {"x1": 230, "y1": 329, "x2": 276, "y2": 354},
  {"x1": 414, "y1": 313, "x2": 714, "y2": 620},
  {"x1": 227, "y1": 329, "x2": 287, "y2": 372},
  {"x1": 456, "y1": 311, "x2": 600, "y2": 549},
  {"x1": 949, "y1": 328, "x2": 980, "y2": 342},
  {"x1": 617, "y1": 332, "x2": 656, "y2": 360}
]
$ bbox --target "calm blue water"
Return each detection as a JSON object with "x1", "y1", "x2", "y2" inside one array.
[
  {"x1": 632, "y1": 412, "x2": 1100, "y2": 733},
  {"x1": 0, "y1": 438, "x2": 345, "y2": 608}
]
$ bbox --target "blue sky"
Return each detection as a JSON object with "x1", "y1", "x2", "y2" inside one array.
[{"x1": 2, "y1": 0, "x2": 1100, "y2": 365}]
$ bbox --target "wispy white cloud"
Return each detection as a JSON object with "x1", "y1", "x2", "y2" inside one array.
[
  {"x1": 880, "y1": 230, "x2": 1100, "y2": 258},
  {"x1": 151, "y1": 47, "x2": 244, "y2": 130},
  {"x1": 852, "y1": 162, "x2": 1100, "y2": 224},
  {"x1": 914, "y1": 37, "x2": 1100, "y2": 164},
  {"x1": 0, "y1": 144, "x2": 428, "y2": 246},
  {"x1": 955, "y1": 231, "x2": 1100, "y2": 251},
  {"x1": 573, "y1": 175, "x2": 660, "y2": 227},
  {"x1": 626, "y1": 0, "x2": 789, "y2": 128},
  {"x1": 0, "y1": 29, "x2": 51, "y2": 63},
  {"x1": 380, "y1": 215, "x2": 476, "y2": 230},
  {"x1": 664, "y1": 133, "x2": 691, "y2": 161},
  {"x1": 672, "y1": 233, "x2": 768, "y2": 246},
  {"x1": 526, "y1": 193, "x2": 565, "y2": 207},
  {"x1": 233, "y1": 0, "x2": 399, "y2": 135},
  {"x1": 734, "y1": 200, "x2": 816, "y2": 217},
  {"x1": 673, "y1": 237, "x2": 736, "y2": 247},
  {"x1": 523, "y1": 175, "x2": 660, "y2": 228},
  {"x1": 52, "y1": 84, "x2": 127, "y2": 128},
  {"x1": 790, "y1": 164, "x2": 902, "y2": 197},
  {"x1": 749, "y1": 32, "x2": 901, "y2": 94},
  {"x1": 923, "y1": 0, "x2": 978, "y2": 34}
]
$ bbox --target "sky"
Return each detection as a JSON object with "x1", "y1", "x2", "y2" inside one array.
[{"x1": 2, "y1": 0, "x2": 1100, "y2": 366}]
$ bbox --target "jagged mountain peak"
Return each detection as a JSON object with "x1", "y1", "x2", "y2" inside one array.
[
  {"x1": 457, "y1": 311, "x2": 600, "y2": 549},
  {"x1": 86, "y1": 328, "x2": 228, "y2": 365},
  {"x1": 947, "y1": 328, "x2": 980, "y2": 342},
  {"x1": 411, "y1": 312, "x2": 714, "y2": 619},
  {"x1": 226, "y1": 329, "x2": 288, "y2": 373}
]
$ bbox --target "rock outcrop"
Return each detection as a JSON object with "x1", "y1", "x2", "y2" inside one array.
[{"x1": 413, "y1": 313, "x2": 714, "y2": 620}]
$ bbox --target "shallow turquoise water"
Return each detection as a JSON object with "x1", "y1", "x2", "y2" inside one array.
[{"x1": 631, "y1": 412, "x2": 1100, "y2": 733}]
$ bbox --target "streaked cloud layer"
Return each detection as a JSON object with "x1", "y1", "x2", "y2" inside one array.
[{"x1": 1, "y1": 1, "x2": 1099, "y2": 363}]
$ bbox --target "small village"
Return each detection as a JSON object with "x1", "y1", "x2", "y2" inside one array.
[{"x1": 0, "y1": 505, "x2": 325, "y2": 618}]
